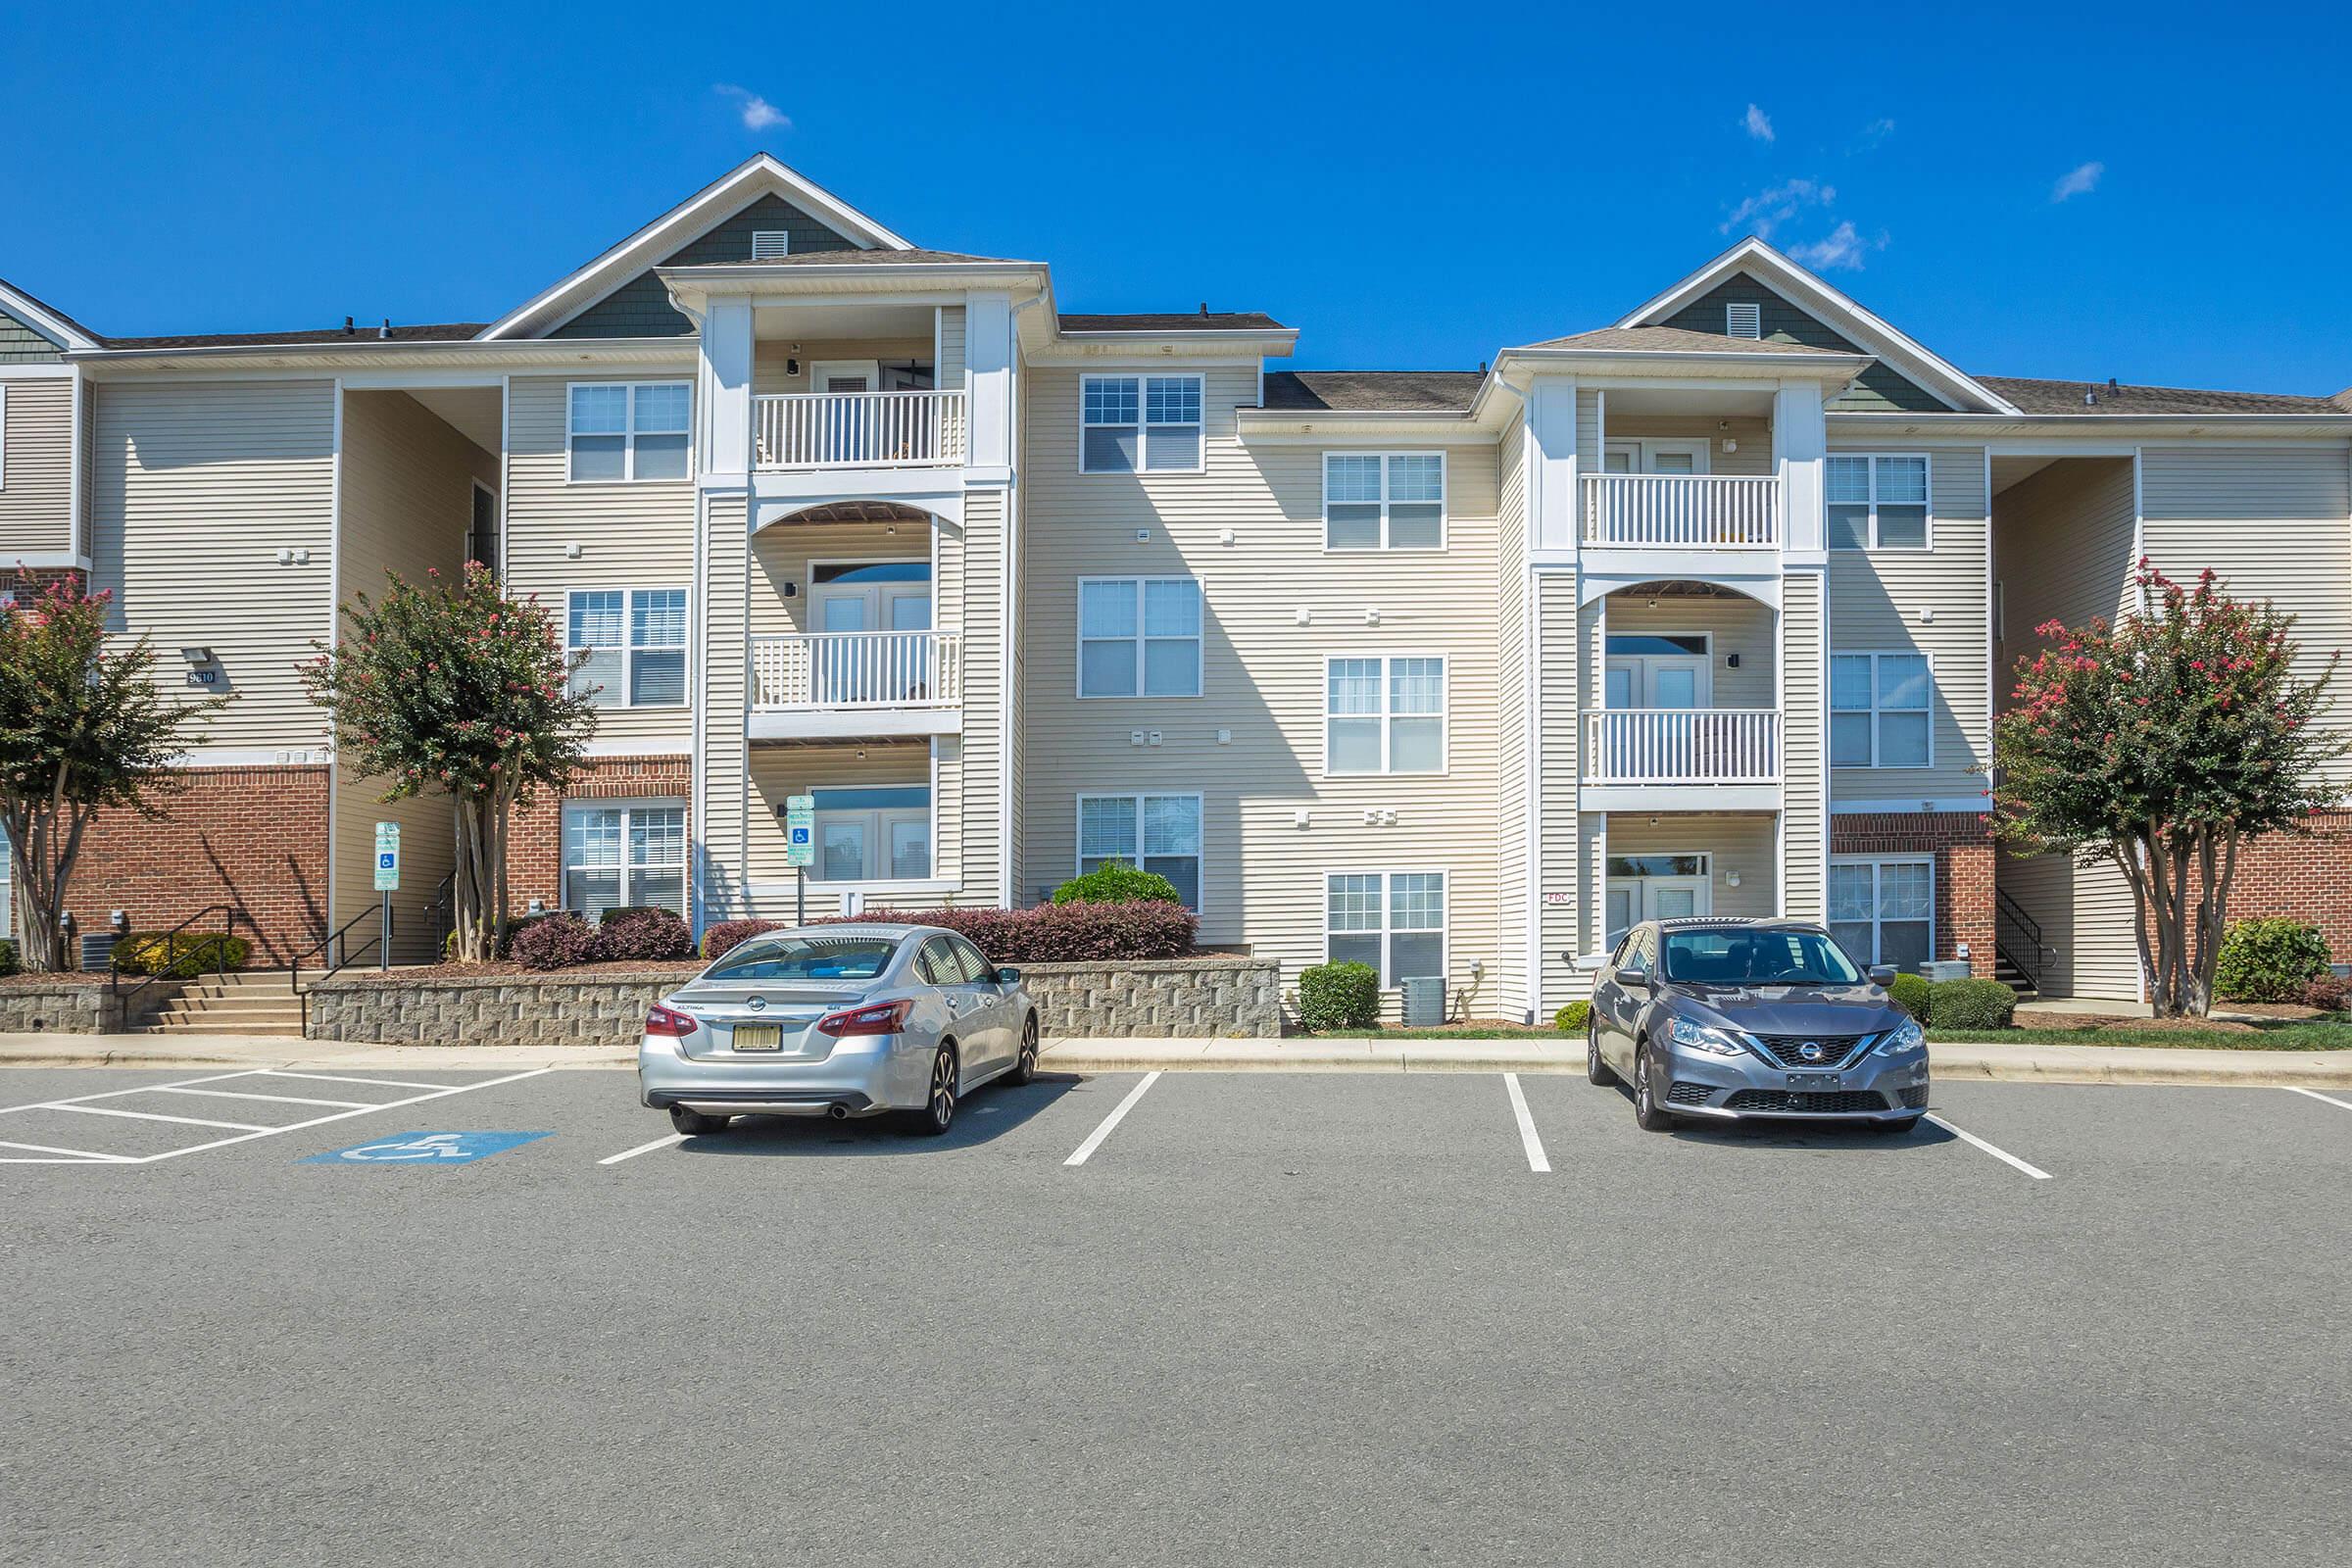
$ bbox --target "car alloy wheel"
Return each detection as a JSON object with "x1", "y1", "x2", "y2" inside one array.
[
  {"x1": 1008, "y1": 1016, "x2": 1040, "y2": 1086},
  {"x1": 1633, "y1": 1042, "x2": 1675, "y2": 1133},
  {"x1": 923, "y1": 1046, "x2": 957, "y2": 1134},
  {"x1": 1586, "y1": 1022, "x2": 1613, "y2": 1086}
]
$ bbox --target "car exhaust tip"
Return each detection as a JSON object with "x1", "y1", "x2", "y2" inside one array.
[{"x1": 827, "y1": 1102, "x2": 851, "y2": 1120}]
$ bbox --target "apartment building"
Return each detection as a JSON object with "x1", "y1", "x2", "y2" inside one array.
[{"x1": 4, "y1": 154, "x2": 2348, "y2": 1016}]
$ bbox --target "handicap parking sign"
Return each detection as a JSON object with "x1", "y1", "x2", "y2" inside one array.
[{"x1": 302, "y1": 1131, "x2": 553, "y2": 1164}]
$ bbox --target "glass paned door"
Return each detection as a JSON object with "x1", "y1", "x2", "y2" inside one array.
[
  {"x1": 811, "y1": 564, "x2": 933, "y2": 705},
  {"x1": 1604, "y1": 856, "x2": 1712, "y2": 952}
]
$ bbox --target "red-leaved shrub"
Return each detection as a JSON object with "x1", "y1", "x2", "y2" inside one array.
[
  {"x1": 835, "y1": 902, "x2": 1196, "y2": 962},
  {"x1": 2303, "y1": 973, "x2": 2349, "y2": 1013},
  {"x1": 593, "y1": 906, "x2": 694, "y2": 962},
  {"x1": 510, "y1": 914, "x2": 600, "y2": 971},
  {"x1": 701, "y1": 919, "x2": 787, "y2": 962}
]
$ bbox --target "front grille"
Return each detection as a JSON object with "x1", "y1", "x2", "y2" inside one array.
[
  {"x1": 1899, "y1": 1085, "x2": 1931, "y2": 1109},
  {"x1": 1666, "y1": 1080, "x2": 1717, "y2": 1106},
  {"x1": 1722, "y1": 1089, "x2": 1891, "y2": 1115},
  {"x1": 1752, "y1": 1034, "x2": 1871, "y2": 1069}
]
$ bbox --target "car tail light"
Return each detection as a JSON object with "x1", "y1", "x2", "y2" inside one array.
[
  {"x1": 815, "y1": 999, "x2": 914, "y2": 1038},
  {"x1": 644, "y1": 1004, "x2": 699, "y2": 1038}
]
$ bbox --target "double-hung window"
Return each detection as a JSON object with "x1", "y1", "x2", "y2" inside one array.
[
  {"x1": 808, "y1": 785, "x2": 931, "y2": 882},
  {"x1": 1324, "y1": 454, "x2": 1446, "y2": 550},
  {"x1": 563, "y1": 801, "x2": 686, "y2": 918},
  {"x1": 1830, "y1": 858, "x2": 1933, "y2": 971},
  {"x1": 1326, "y1": 871, "x2": 1446, "y2": 987},
  {"x1": 1078, "y1": 577, "x2": 1201, "y2": 697},
  {"x1": 568, "y1": 588, "x2": 688, "y2": 708},
  {"x1": 1326, "y1": 656, "x2": 1446, "y2": 774},
  {"x1": 1827, "y1": 454, "x2": 1929, "y2": 549},
  {"x1": 1831, "y1": 652, "x2": 1931, "y2": 767},
  {"x1": 568, "y1": 382, "x2": 692, "y2": 482},
  {"x1": 1077, "y1": 793, "x2": 1201, "y2": 909},
  {"x1": 1081, "y1": 374, "x2": 1202, "y2": 473}
]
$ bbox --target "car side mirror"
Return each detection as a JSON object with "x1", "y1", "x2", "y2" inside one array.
[
  {"x1": 1617, "y1": 967, "x2": 1651, "y2": 992},
  {"x1": 992, "y1": 966, "x2": 1021, "y2": 988},
  {"x1": 1868, "y1": 964, "x2": 1897, "y2": 988}
]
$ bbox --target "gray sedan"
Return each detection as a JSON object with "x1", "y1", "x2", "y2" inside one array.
[{"x1": 636, "y1": 923, "x2": 1041, "y2": 1138}]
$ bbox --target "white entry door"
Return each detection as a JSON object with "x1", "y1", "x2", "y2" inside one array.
[
  {"x1": 1604, "y1": 854, "x2": 1713, "y2": 952},
  {"x1": 810, "y1": 563, "x2": 933, "y2": 704},
  {"x1": 1603, "y1": 439, "x2": 1711, "y2": 475}
]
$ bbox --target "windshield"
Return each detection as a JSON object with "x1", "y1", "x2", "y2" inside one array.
[
  {"x1": 1660, "y1": 928, "x2": 1864, "y2": 986},
  {"x1": 703, "y1": 936, "x2": 902, "y2": 984}
]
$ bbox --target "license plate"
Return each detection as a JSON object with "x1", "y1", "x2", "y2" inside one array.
[
  {"x1": 1787, "y1": 1071, "x2": 1843, "y2": 1089},
  {"x1": 731, "y1": 1024, "x2": 783, "y2": 1052}
]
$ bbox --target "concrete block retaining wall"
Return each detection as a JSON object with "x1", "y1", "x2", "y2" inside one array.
[
  {"x1": 0, "y1": 984, "x2": 125, "y2": 1034},
  {"x1": 304, "y1": 956, "x2": 1283, "y2": 1046}
]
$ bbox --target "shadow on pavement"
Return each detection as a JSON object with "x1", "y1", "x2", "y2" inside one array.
[
  {"x1": 1606, "y1": 1081, "x2": 1953, "y2": 1152},
  {"x1": 673, "y1": 1073, "x2": 1083, "y2": 1157}
]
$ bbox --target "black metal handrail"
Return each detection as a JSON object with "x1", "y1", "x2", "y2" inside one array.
[
  {"x1": 110, "y1": 904, "x2": 239, "y2": 1021},
  {"x1": 290, "y1": 903, "x2": 392, "y2": 999},
  {"x1": 1993, "y1": 884, "x2": 2044, "y2": 995},
  {"x1": 420, "y1": 870, "x2": 457, "y2": 961}
]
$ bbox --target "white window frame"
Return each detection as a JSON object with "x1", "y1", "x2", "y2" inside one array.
[
  {"x1": 1829, "y1": 856, "x2": 1936, "y2": 970},
  {"x1": 1322, "y1": 452, "x2": 1447, "y2": 552},
  {"x1": 1074, "y1": 791, "x2": 1205, "y2": 911},
  {"x1": 565, "y1": 380, "x2": 694, "y2": 483},
  {"x1": 1726, "y1": 301, "x2": 1762, "y2": 339},
  {"x1": 1831, "y1": 650, "x2": 1935, "y2": 769},
  {"x1": 808, "y1": 782, "x2": 934, "y2": 885},
  {"x1": 561, "y1": 798, "x2": 688, "y2": 917},
  {"x1": 1322, "y1": 868, "x2": 1448, "y2": 989},
  {"x1": 1827, "y1": 451, "x2": 1933, "y2": 550},
  {"x1": 1079, "y1": 372, "x2": 1204, "y2": 475},
  {"x1": 1322, "y1": 654, "x2": 1448, "y2": 776},
  {"x1": 566, "y1": 587, "x2": 691, "y2": 710},
  {"x1": 1075, "y1": 576, "x2": 1203, "y2": 699}
]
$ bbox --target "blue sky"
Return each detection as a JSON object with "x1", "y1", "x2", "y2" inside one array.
[{"x1": 7, "y1": 1, "x2": 2349, "y2": 394}]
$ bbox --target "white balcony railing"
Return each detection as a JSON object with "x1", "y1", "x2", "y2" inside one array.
[
  {"x1": 751, "y1": 630, "x2": 963, "y2": 710},
  {"x1": 1581, "y1": 710, "x2": 1782, "y2": 784},
  {"x1": 1581, "y1": 473, "x2": 1781, "y2": 548},
  {"x1": 753, "y1": 389, "x2": 967, "y2": 470}
]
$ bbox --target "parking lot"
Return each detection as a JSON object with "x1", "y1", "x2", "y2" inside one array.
[{"x1": 3, "y1": 1063, "x2": 2347, "y2": 1567}]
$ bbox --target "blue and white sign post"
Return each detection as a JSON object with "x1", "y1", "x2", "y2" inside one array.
[
  {"x1": 373, "y1": 821, "x2": 400, "y2": 971},
  {"x1": 784, "y1": 794, "x2": 815, "y2": 927}
]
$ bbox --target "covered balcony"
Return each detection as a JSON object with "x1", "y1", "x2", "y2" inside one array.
[
  {"x1": 1569, "y1": 393, "x2": 1785, "y2": 569},
  {"x1": 751, "y1": 629, "x2": 962, "y2": 723},
  {"x1": 746, "y1": 301, "x2": 969, "y2": 487},
  {"x1": 1578, "y1": 582, "x2": 1782, "y2": 811},
  {"x1": 1580, "y1": 472, "x2": 1780, "y2": 548},
  {"x1": 754, "y1": 388, "x2": 965, "y2": 471}
]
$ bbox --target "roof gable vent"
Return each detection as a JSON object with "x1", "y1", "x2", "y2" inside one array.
[
  {"x1": 750, "y1": 230, "x2": 791, "y2": 260},
  {"x1": 1725, "y1": 302, "x2": 1762, "y2": 339}
]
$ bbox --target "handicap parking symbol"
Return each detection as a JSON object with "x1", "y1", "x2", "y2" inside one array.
[{"x1": 303, "y1": 1131, "x2": 553, "y2": 1165}]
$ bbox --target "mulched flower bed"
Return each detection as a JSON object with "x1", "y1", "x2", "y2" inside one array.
[{"x1": 0, "y1": 972, "x2": 111, "y2": 990}]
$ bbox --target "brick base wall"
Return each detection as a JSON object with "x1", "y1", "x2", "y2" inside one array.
[
  {"x1": 62, "y1": 765, "x2": 330, "y2": 967},
  {"x1": 1831, "y1": 812, "x2": 1995, "y2": 976},
  {"x1": 507, "y1": 757, "x2": 693, "y2": 914},
  {"x1": 2217, "y1": 812, "x2": 2352, "y2": 963}
]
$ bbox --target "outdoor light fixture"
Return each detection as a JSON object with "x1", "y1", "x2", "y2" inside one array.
[
  {"x1": 179, "y1": 648, "x2": 215, "y2": 663},
  {"x1": 1726, "y1": 870, "x2": 1742, "y2": 888}
]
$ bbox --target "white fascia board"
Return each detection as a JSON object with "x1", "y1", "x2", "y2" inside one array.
[
  {"x1": 73, "y1": 337, "x2": 700, "y2": 376},
  {"x1": 0, "y1": 279, "x2": 101, "y2": 352},
  {"x1": 1829, "y1": 410, "x2": 2352, "y2": 439},
  {"x1": 477, "y1": 154, "x2": 915, "y2": 342},
  {"x1": 1498, "y1": 345, "x2": 1872, "y2": 383},
  {"x1": 1613, "y1": 237, "x2": 2020, "y2": 416}
]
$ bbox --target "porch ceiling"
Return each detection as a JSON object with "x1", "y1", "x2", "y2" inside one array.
[{"x1": 763, "y1": 501, "x2": 936, "y2": 527}]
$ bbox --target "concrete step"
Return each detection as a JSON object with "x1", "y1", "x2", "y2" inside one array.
[
  {"x1": 159, "y1": 992, "x2": 304, "y2": 1012},
  {"x1": 132, "y1": 1018, "x2": 308, "y2": 1037}
]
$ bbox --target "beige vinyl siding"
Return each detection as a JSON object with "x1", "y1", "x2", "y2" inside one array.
[
  {"x1": 752, "y1": 338, "x2": 935, "y2": 396},
  {"x1": 1827, "y1": 444, "x2": 1989, "y2": 805},
  {"x1": 1494, "y1": 415, "x2": 1529, "y2": 1016},
  {"x1": 1596, "y1": 591, "x2": 1776, "y2": 708},
  {"x1": 1020, "y1": 364, "x2": 1503, "y2": 1017},
  {"x1": 698, "y1": 488, "x2": 751, "y2": 920},
  {"x1": 330, "y1": 391, "x2": 494, "y2": 960},
  {"x1": 937, "y1": 306, "x2": 966, "y2": 390},
  {"x1": 952, "y1": 487, "x2": 1006, "y2": 905},
  {"x1": 1606, "y1": 812, "x2": 1779, "y2": 918},
  {"x1": 1576, "y1": 390, "x2": 1600, "y2": 468},
  {"x1": 1780, "y1": 570, "x2": 1825, "y2": 921},
  {"x1": 89, "y1": 379, "x2": 336, "y2": 748},
  {"x1": 1004, "y1": 476, "x2": 1025, "y2": 905},
  {"x1": 504, "y1": 373, "x2": 697, "y2": 749},
  {"x1": 2001, "y1": 849, "x2": 2141, "y2": 1002},
  {"x1": 746, "y1": 741, "x2": 935, "y2": 895},
  {"x1": 1537, "y1": 572, "x2": 1582, "y2": 1004},
  {"x1": 0, "y1": 376, "x2": 73, "y2": 554},
  {"x1": 1601, "y1": 416, "x2": 1773, "y2": 476},
  {"x1": 1991, "y1": 456, "x2": 2136, "y2": 693}
]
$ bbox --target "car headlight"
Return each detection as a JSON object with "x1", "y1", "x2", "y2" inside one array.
[
  {"x1": 1669, "y1": 1016, "x2": 1748, "y2": 1056},
  {"x1": 1876, "y1": 1017, "x2": 1926, "y2": 1055}
]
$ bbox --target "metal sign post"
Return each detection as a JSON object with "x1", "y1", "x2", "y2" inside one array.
[
  {"x1": 373, "y1": 821, "x2": 401, "y2": 972},
  {"x1": 784, "y1": 795, "x2": 815, "y2": 928}
]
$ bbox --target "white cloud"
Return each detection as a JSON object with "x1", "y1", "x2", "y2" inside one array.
[
  {"x1": 1788, "y1": 220, "x2": 1881, "y2": 271},
  {"x1": 2051, "y1": 161, "x2": 2104, "y2": 202},
  {"x1": 1858, "y1": 117, "x2": 1896, "y2": 149},
  {"x1": 1742, "y1": 103, "x2": 1775, "y2": 142},
  {"x1": 715, "y1": 84, "x2": 790, "y2": 132},
  {"x1": 1721, "y1": 177, "x2": 1835, "y2": 238}
]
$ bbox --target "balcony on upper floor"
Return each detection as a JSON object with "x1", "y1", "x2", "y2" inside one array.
[
  {"x1": 753, "y1": 388, "x2": 967, "y2": 472},
  {"x1": 1575, "y1": 582, "x2": 1786, "y2": 812},
  {"x1": 1580, "y1": 473, "x2": 1782, "y2": 550},
  {"x1": 748, "y1": 629, "x2": 964, "y2": 741},
  {"x1": 1580, "y1": 709, "x2": 1782, "y2": 784}
]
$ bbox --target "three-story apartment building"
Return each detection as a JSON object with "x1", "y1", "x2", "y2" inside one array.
[{"x1": 5, "y1": 155, "x2": 2348, "y2": 1017}]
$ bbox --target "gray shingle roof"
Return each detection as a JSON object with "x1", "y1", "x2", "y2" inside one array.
[
  {"x1": 1059, "y1": 312, "x2": 1288, "y2": 333},
  {"x1": 1977, "y1": 375, "x2": 2351, "y2": 416},
  {"x1": 1261, "y1": 369, "x2": 1487, "y2": 413},
  {"x1": 101, "y1": 322, "x2": 489, "y2": 349},
  {"x1": 1520, "y1": 324, "x2": 1853, "y2": 356}
]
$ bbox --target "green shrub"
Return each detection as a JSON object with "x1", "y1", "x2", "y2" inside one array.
[
  {"x1": 443, "y1": 912, "x2": 552, "y2": 962},
  {"x1": 0, "y1": 937, "x2": 17, "y2": 977},
  {"x1": 1928, "y1": 977, "x2": 2016, "y2": 1031},
  {"x1": 2215, "y1": 917, "x2": 2331, "y2": 1003},
  {"x1": 113, "y1": 932, "x2": 251, "y2": 979},
  {"x1": 1050, "y1": 859, "x2": 1181, "y2": 906},
  {"x1": 1552, "y1": 1001, "x2": 1591, "y2": 1033},
  {"x1": 1887, "y1": 972, "x2": 1933, "y2": 1022},
  {"x1": 1297, "y1": 961, "x2": 1380, "y2": 1031}
]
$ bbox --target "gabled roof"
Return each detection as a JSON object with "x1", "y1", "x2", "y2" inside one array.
[
  {"x1": 1975, "y1": 375, "x2": 2351, "y2": 417},
  {"x1": 1060, "y1": 312, "x2": 1288, "y2": 334},
  {"x1": 103, "y1": 321, "x2": 487, "y2": 350},
  {"x1": 1615, "y1": 237, "x2": 2020, "y2": 415},
  {"x1": 1262, "y1": 369, "x2": 1485, "y2": 413},
  {"x1": 685, "y1": 248, "x2": 1024, "y2": 269},
  {"x1": 1519, "y1": 324, "x2": 1851, "y2": 357},
  {"x1": 0, "y1": 275, "x2": 103, "y2": 352},
  {"x1": 476, "y1": 154, "x2": 914, "y2": 341}
]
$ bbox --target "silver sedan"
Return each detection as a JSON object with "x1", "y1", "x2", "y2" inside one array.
[{"x1": 636, "y1": 923, "x2": 1040, "y2": 1138}]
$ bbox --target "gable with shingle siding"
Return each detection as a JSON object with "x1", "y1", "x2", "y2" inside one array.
[
  {"x1": 1658, "y1": 275, "x2": 1943, "y2": 412},
  {"x1": 0, "y1": 307, "x2": 65, "y2": 363},
  {"x1": 552, "y1": 194, "x2": 864, "y2": 339}
]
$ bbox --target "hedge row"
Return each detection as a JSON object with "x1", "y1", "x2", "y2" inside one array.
[
  {"x1": 700, "y1": 903, "x2": 1199, "y2": 965},
  {"x1": 510, "y1": 906, "x2": 696, "y2": 971}
]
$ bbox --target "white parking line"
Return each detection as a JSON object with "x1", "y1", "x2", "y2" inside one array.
[
  {"x1": 1064, "y1": 1071, "x2": 1161, "y2": 1167},
  {"x1": 599, "y1": 1132, "x2": 688, "y2": 1166},
  {"x1": 1503, "y1": 1073, "x2": 1551, "y2": 1173},
  {"x1": 50, "y1": 1103, "x2": 271, "y2": 1132},
  {"x1": 0, "y1": 1139, "x2": 138, "y2": 1163},
  {"x1": 153, "y1": 1086, "x2": 378, "y2": 1109},
  {"x1": 2283, "y1": 1086, "x2": 2352, "y2": 1113},
  {"x1": 257, "y1": 1069, "x2": 474, "y2": 1093},
  {"x1": 1925, "y1": 1113, "x2": 2053, "y2": 1180}
]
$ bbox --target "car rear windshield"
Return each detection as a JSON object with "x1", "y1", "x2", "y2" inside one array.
[
  {"x1": 1660, "y1": 928, "x2": 1863, "y2": 986},
  {"x1": 703, "y1": 937, "x2": 901, "y2": 983}
]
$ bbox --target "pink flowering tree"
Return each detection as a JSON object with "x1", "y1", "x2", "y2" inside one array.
[
  {"x1": 0, "y1": 573, "x2": 223, "y2": 971},
  {"x1": 1993, "y1": 563, "x2": 2345, "y2": 1016},
  {"x1": 302, "y1": 564, "x2": 598, "y2": 961}
]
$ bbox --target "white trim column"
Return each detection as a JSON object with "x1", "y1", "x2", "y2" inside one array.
[{"x1": 700, "y1": 297, "x2": 755, "y2": 482}]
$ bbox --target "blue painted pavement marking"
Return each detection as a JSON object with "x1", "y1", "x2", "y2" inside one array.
[{"x1": 302, "y1": 1131, "x2": 554, "y2": 1165}]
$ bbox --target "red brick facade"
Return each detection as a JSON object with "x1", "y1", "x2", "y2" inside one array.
[
  {"x1": 63, "y1": 765, "x2": 330, "y2": 966},
  {"x1": 1830, "y1": 812, "x2": 1995, "y2": 976},
  {"x1": 2217, "y1": 812, "x2": 2352, "y2": 962},
  {"x1": 506, "y1": 757, "x2": 693, "y2": 914}
]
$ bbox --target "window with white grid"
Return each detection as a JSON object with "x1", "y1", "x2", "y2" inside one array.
[
  {"x1": 1827, "y1": 453, "x2": 1930, "y2": 549},
  {"x1": 1324, "y1": 453, "x2": 1446, "y2": 550},
  {"x1": 563, "y1": 802, "x2": 687, "y2": 918},
  {"x1": 1081, "y1": 374, "x2": 1202, "y2": 472},
  {"x1": 1076, "y1": 793, "x2": 1201, "y2": 909},
  {"x1": 1829, "y1": 858, "x2": 1933, "y2": 971},
  {"x1": 1325, "y1": 656, "x2": 1446, "y2": 774},
  {"x1": 1078, "y1": 577, "x2": 1201, "y2": 697},
  {"x1": 1831, "y1": 652, "x2": 1932, "y2": 767},
  {"x1": 568, "y1": 382, "x2": 691, "y2": 482},
  {"x1": 568, "y1": 588, "x2": 688, "y2": 708},
  {"x1": 1325, "y1": 871, "x2": 1446, "y2": 986}
]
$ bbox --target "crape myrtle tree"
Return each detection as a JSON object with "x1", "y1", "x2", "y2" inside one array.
[
  {"x1": 1993, "y1": 563, "x2": 2346, "y2": 1017},
  {"x1": 302, "y1": 563, "x2": 598, "y2": 961},
  {"x1": 0, "y1": 572, "x2": 222, "y2": 971}
]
